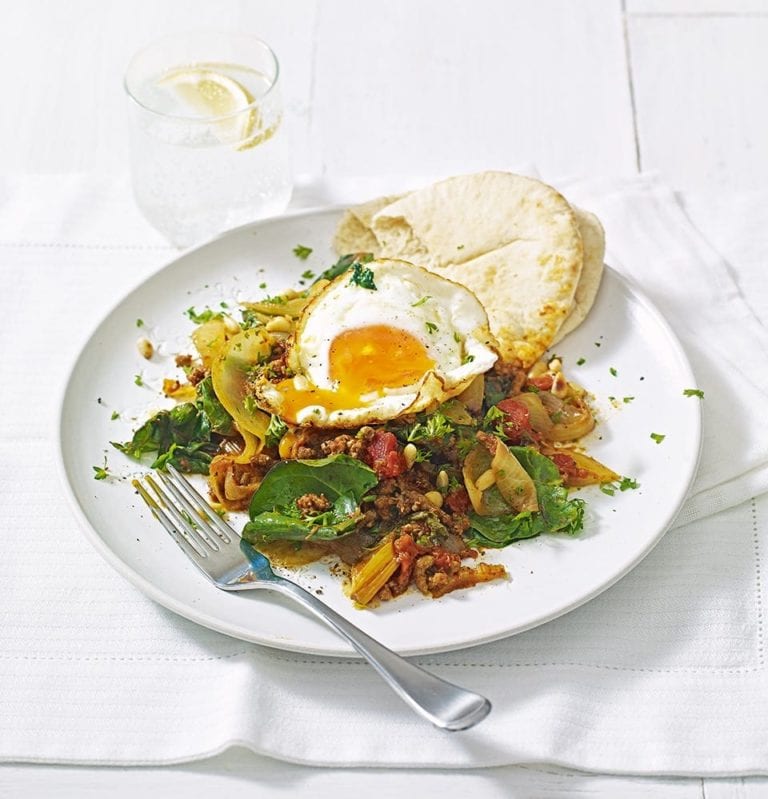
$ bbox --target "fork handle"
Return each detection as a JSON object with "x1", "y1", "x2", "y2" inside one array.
[{"x1": 259, "y1": 577, "x2": 491, "y2": 731}]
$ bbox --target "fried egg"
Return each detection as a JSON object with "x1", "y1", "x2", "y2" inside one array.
[{"x1": 255, "y1": 258, "x2": 498, "y2": 427}]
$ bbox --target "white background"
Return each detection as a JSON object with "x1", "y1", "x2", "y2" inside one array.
[{"x1": 2, "y1": 0, "x2": 767, "y2": 796}]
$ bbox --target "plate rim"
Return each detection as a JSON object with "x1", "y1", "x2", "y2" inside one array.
[{"x1": 56, "y1": 207, "x2": 702, "y2": 657}]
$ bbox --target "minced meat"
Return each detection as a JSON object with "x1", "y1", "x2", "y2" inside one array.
[{"x1": 295, "y1": 493, "x2": 331, "y2": 515}]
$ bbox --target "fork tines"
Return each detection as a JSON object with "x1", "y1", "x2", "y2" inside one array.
[{"x1": 133, "y1": 465, "x2": 235, "y2": 560}]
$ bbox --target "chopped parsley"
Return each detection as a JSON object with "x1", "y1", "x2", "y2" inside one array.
[
  {"x1": 426, "y1": 321, "x2": 438, "y2": 334},
  {"x1": 406, "y1": 412, "x2": 455, "y2": 442},
  {"x1": 462, "y1": 354, "x2": 475, "y2": 364},
  {"x1": 411, "y1": 296, "x2": 431, "y2": 307},
  {"x1": 242, "y1": 395, "x2": 259, "y2": 415},
  {"x1": 261, "y1": 294, "x2": 286, "y2": 306},
  {"x1": 136, "y1": 318, "x2": 144, "y2": 328},
  {"x1": 264, "y1": 414, "x2": 289, "y2": 448},
  {"x1": 594, "y1": 341, "x2": 601, "y2": 348},
  {"x1": 576, "y1": 357, "x2": 586, "y2": 365},
  {"x1": 456, "y1": 244, "x2": 465, "y2": 250},
  {"x1": 134, "y1": 374, "x2": 144, "y2": 387},
  {"x1": 92, "y1": 464, "x2": 109, "y2": 481},
  {"x1": 650, "y1": 432, "x2": 666, "y2": 444},
  {"x1": 293, "y1": 244, "x2": 313, "y2": 260},
  {"x1": 186, "y1": 306, "x2": 222, "y2": 324},
  {"x1": 259, "y1": 282, "x2": 267, "y2": 290},
  {"x1": 301, "y1": 269, "x2": 316, "y2": 281},
  {"x1": 481, "y1": 405, "x2": 507, "y2": 438},
  {"x1": 110, "y1": 411, "x2": 120, "y2": 420},
  {"x1": 623, "y1": 396, "x2": 635, "y2": 404},
  {"x1": 240, "y1": 308, "x2": 262, "y2": 329},
  {"x1": 348, "y1": 262, "x2": 377, "y2": 290},
  {"x1": 219, "y1": 301, "x2": 229, "y2": 309},
  {"x1": 600, "y1": 476, "x2": 639, "y2": 496},
  {"x1": 683, "y1": 388, "x2": 705, "y2": 399},
  {"x1": 609, "y1": 367, "x2": 618, "y2": 377}
]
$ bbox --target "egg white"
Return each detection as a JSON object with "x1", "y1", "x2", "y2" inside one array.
[{"x1": 257, "y1": 259, "x2": 498, "y2": 426}]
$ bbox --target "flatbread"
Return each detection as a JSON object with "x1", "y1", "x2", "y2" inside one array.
[
  {"x1": 332, "y1": 195, "x2": 400, "y2": 256},
  {"x1": 332, "y1": 177, "x2": 605, "y2": 361},
  {"x1": 369, "y1": 172, "x2": 583, "y2": 366},
  {"x1": 551, "y1": 207, "x2": 605, "y2": 344}
]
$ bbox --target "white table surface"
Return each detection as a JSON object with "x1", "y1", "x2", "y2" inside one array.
[{"x1": 3, "y1": 1, "x2": 768, "y2": 796}]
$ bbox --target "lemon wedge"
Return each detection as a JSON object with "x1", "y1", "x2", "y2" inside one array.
[{"x1": 158, "y1": 65, "x2": 262, "y2": 147}]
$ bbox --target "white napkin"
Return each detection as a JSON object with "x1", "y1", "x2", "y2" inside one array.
[{"x1": 2, "y1": 172, "x2": 768, "y2": 774}]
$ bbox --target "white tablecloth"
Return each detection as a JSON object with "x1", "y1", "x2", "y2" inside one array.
[{"x1": 2, "y1": 172, "x2": 768, "y2": 775}]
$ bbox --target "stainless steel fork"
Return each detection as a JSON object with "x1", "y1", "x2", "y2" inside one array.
[{"x1": 133, "y1": 463, "x2": 491, "y2": 731}]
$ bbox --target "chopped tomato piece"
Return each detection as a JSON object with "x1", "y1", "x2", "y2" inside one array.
[
  {"x1": 496, "y1": 398, "x2": 534, "y2": 443},
  {"x1": 445, "y1": 487, "x2": 471, "y2": 514},
  {"x1": 528, "y1": 374, "x2": 553, "y2": 391},
  {"x1": 363, "y1": 430, "x2": 407, "y2": 478},
  {"x1": 549, "y1": 453, "x2": 592, "y2": 483}
]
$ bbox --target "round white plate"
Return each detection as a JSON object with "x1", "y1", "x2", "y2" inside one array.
[{"x1": 58, "y1": 207, "x2": 701, "y2": 657}]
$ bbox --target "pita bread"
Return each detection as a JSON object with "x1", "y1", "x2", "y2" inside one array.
[
  {"x1": 368, "y1": 172, "x2": 583, "y2": 366},
  {"x1": 332, "y1": 195, "x2": 400, "y2": 256},
  {"x1": 332, "y1": 178, "x2": 604, "y2": 361},
  {"x1": 551, "y1": 207, "x2": 605, "y2": 345}
]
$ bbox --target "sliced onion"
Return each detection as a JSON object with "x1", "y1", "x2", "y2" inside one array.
[
  {"x1": 549, "y1": 405, "x2": 595, "y2": 441},
  {"x1": 462, "y1": 438, "x2": 538, "y2": 516},
  {"x1": 537, "y1": 392, "x2": 595, "y2": 441},
  {"x1": 191, "y1": 319, "x2": 229, "y2": 366},
  {"x1": 457, "y1": 374, "x2": 484, "y2": 413},
  {"x1": 211, "y1": 329, "x2": 272, "y2": 462}
]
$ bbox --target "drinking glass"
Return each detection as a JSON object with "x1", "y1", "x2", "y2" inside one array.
[{"x1": 124, "y1": 32, "x2": 293, "y2": 248}]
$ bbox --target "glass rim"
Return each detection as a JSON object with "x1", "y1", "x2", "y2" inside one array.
[{"x1": 123, "y1": 31, "x2": 280, "y2": 125}]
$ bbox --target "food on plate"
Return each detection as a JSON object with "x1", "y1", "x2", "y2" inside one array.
[
  {"x1": 333, "y1": 171, "x2": 605, "y2": 366},
  {"x1": 552, "y1": 207, "x2": 605, "y2": 345},
  {"x1": 114, "y1": 173, "x2": 621, "y2": 607},
  {"x1": 252, "y1": 258, "x2": 498, "y2": 427}
]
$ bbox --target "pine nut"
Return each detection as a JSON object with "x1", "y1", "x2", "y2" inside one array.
[
  {"x1": 223, "y1": 315, "x2": 241, "y2": 335},
  {"x1": 475, "y1": 469, "x2": 496, "y2": 491},
  {"x1": 136, "y1": 337, "x2": 154, "y2": 360},
  {"x1": 266, "y1": 316, "x2": 292, "y2": 333},
  {"x1": 424, "y1": 491, "x2": 444, "y2": 509},
  {"x1": 403, "y1": 443, "x2": 418, "y2": 469},
  {"x1": 436, "y1": 470, "x2": 449, "y2": 491},
  {"x1": 551, "y1": 372, "x2": 569, "y2": 398}
]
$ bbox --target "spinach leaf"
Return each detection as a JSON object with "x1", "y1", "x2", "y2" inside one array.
[
  {"x1": 243, "y1": 455, "x2": 378, "y2": 543},
  {"x1": 466, "y1": 446, "x2": 585, "y2": 548},
  {"x1": 112, "y1": 401, "x2": 218, "y2": 474},
  {"x1": 196, "y1": 376, "x2": 234, "y2": 435}
]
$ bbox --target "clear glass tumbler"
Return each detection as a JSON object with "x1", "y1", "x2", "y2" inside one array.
[{"x1": 124, "y1": 32, "x2": 293, "y2": 248}]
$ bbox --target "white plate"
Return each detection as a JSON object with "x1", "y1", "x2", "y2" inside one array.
[{"x1": 57, "y1": 207, "x2": 701, "y2": 657}]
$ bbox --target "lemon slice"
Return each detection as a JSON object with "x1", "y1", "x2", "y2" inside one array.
[{"x1": 158, "y1": 66, "x2": 260, "y2": 146}]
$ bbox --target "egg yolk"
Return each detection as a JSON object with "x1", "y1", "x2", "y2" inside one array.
[{"x1": 276, "y1": 325, "x2": 435, "y2": 420}]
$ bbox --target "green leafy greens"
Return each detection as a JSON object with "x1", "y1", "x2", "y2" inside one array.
[
  {"x1": 111, "y1": 376, "x2": 234, "y2": 473},
  {"x1": 243, "y1": 455, "x2": 378, "y2": 543},
  {"x1": 314, "y1": 252, "x2": 374, "y2": 284},
  {"x1": 186, "y1": 306, "x2": 223, "y2": 324},
  {"x1": 466, "y1": 447, "x2": 585, "y2": 548}
]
